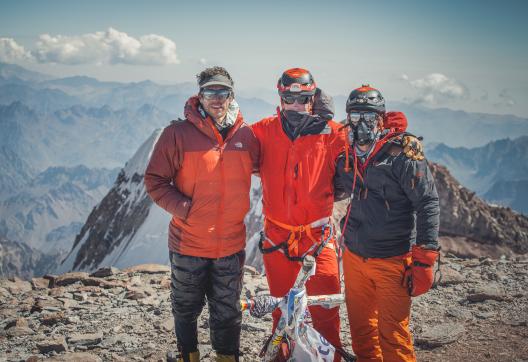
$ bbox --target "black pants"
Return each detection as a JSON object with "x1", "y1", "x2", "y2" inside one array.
[{"x1": 169, "y1": 250, "x2": 245, "y2": 356}]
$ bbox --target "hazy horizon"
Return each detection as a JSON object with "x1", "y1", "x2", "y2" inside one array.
[{"x1": 1, "y1": 0, "x2": 527, "y2": 117}]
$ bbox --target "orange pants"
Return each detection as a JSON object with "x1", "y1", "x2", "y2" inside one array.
[
  {"x1": 262, "y1": 231, "x2": 342, "y2": 357},
  {"x1": 343, "y1": 248, "x2": 415, "y2": 362}
]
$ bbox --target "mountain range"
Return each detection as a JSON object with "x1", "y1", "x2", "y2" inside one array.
[
  {"x1": 1, "y1": 62, "x2": 527, "y2": 277},
  {"x1": 0, "y1": 165, "x2": 118, "y2": 257},
  {"x1": 427, "y1": 136, "x2": 528, "y2": 214}
]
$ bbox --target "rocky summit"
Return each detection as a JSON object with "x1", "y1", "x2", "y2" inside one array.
[{"x1": 1, "y1": 257, "x2": 527, "y2": 362}]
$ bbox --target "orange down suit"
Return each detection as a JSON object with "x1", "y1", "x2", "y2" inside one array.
[{"x1": 251, "y1": 111, "x2": 345, "y2": 352}]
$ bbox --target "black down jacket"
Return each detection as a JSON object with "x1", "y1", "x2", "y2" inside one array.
[{"x1": 334, "y1": 137, "x2": 440, "y2": 258}]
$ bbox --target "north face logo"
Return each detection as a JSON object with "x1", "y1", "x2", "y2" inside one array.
[{"x1": 234, "y1": 142, "x2": 243, "y2": 148}]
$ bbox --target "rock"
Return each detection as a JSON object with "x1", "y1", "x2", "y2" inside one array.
[
  {"x1": 159, "y1": 276, "x2": 171, "y2": 289},
  {"x1": 31, "y1": 297, "x2": 63, "y2": 313},
  {"x1": 243, "y1": 265, "x2": 260, "y2": 276},
  {"x1": 5, "y1": 316, "x2": 28, "y2": 329},
  {"x1": 67, "y1": 332, "x2": 103, "y2": 347},
  {"x1": 415, "y1": 322, "x2": 465, "y2": 348},
  {"x1": 48, "y1": 287, "x2": 67, "y2": 297},
  {"x1": 137, "y1": 295, "x2": 160, "y2": 306},
  {"x1": 467, "y1": 284, "x2": 506, "y2": 302},
  {"x1": 445, "y1": 308, "x2": 473, "y2": 321},
  {"x1": 3, "y1": 277, "x2": 32, "y2": 294},
  {"x1": 45, "y1": 352, "x2": 103, "y2": 361},
  {"x1": 80, "y1": 277, "x2": 107, "y2": 287},
  {"x1": 102, "y1": 333, "x2": 138, "y2": 348},
  {"x1": 43, "y1": 274, "x2": 58, "y2": 288},
  {"x1": 5, "y1": 318, "x2": 35, "y2": 337},
  {"x1": 6, "y1": 325, "x2": 35, "y2": 336},
  {"x1": 100, "y1": 279, "x2": 126, "y2": 289},
  {"x1": 37, "y1": 336, "x2": 68, "y2": 353},
  {"x1": 78, "y1": 278, "x2": 125, "y2": 289},
  {"x1": 480, "y1": 257, "x2": 494, "y2": 266},
  {"x1": 55, "y1": 272, "x2": 90, "y2": 287},
  {"x1": 40, "y1": 312, "x2": 68, "y2": 326},
  {"x1": 127, "y1": 275, "x2": 142, "y2": 287},
  {"x1": 61, "y1": 298, "x2": 78, "y2": 309},
  {"x1": 31, "y1": 277, "x2": 50, "y2": 290},
  {"x1": 241, "y1": 322, "x2": 268, "y2": 333},
  {"x1": 0, "y1": 286, "x2": 10, "y2": 299},
  {"x1": 154, "y1": 318, "x2": 174, "y2": 332},
  {"x1": 80, "y1": 278, "x2": 124, "y2": 291},
  {"x1": 125, "y1": 288, "x2": 148, "y2": 300},
  {"x1": 475, "y1": 311, "x2": 497, "y2": 319},
  {"x1": 90, "y1": 266, "x2": 120, "y2": 278},
  {"x1": 502, "y1": 318, "x2": 528, "y2": 327},
  {"x1": 123, "y1": 264, "x2": 170, "y2": 274},
  {"x1": 72, "y1": 292, "x2": 88, "y2": 302},
  {"x1": 438, "y1": 265, "x2": 465, "y2": 286}
]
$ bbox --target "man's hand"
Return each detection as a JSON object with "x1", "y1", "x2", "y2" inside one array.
[
  {"x1": 402, "y1": 135, "x2": 425, "y2": 161},
  {"x1": 402, "y1": 244, "x2": 439, "y2": 297}
]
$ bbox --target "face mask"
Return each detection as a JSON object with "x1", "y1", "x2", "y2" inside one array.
[
  {"x1": 351, "y1": 118, "x2": 379, "y2": 145},
  {"x1": 349, "y1": 112, "x2": 378, "y2": 146},
  {"x1": 283, "y1": 110, "x2": 310, "y2": 126}
]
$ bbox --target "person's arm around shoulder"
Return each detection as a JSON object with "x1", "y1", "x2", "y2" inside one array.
[
  {"x1": 247, "y1": 123, "x2": 261, "y2": 175},
  {"x1": 144, "y1": 124, "x2": 192, "y2": 219}
]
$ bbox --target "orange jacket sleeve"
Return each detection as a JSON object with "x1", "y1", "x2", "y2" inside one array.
[{"x1": 144, "y1": 125, "x2": 192, "y2": 219}]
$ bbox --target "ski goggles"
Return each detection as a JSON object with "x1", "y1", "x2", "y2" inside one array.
[
  {"x1": 281, "y1": 94, "x2": 313, "y2": 105},
  {"x1": 200, "y1": 88, "x2": 232, "y2": 101},
  {"x1": 347, "y1": 111, "x2": 380, "y2": 125}
]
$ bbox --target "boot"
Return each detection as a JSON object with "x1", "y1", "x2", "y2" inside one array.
[
  {"x1": 215, "y1": 353, "x2": 237, "y2": 362},
  {"x1": 166, "y1": 350, "x2": 200, "y2": 362}
]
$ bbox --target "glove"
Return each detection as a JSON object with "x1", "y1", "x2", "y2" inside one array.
[
  {"x1": 402, "y1": 244, "x2": 439, "y2": 297},
  {"x1": 312, "y1": 88, "x2": 335, "y2": 120},
  {"x1": 402, "y1": 135, "x2": 425, "y2": 161},
  {"x1": 245, "y1": 295, "x2": 280, "y2": 318}
]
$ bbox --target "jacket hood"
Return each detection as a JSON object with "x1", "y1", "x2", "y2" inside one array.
[{"x1": 184, "y1": 95, "x2": 244, "y2": 142}]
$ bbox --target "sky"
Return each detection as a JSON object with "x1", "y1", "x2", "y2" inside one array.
[{"x1": 1, "y1": 0, "x2": 527, "y2": 117}]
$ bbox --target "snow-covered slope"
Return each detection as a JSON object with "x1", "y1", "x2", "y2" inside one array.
[{"x1": 58, "y1": 129, "x2": 166, "y2": 272}]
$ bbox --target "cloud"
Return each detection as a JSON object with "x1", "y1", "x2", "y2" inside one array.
[
  {"x1": 479, "y1": 89, "x2": 489, "y2": 102},
  {"x1": 498, "y1": 89, "x2": 515, "y2": 106},
  {"x1": 399, "y1": 74, "x2": 409, "y2": 81},
  {"x1": 0, "y1": 38, "x2": 32, "y2": 63},
  {"x1": 405, "y1": 73, "x2": 469, "y2": 105},
  {"x1": 199, "y1": 58, "x2": 207, "y2": 65},
  {"x1": 32, "y1": 28, "x2": 179, "y2": 65}
]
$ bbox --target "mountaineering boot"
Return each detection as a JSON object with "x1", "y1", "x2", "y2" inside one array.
[
  {"x1": 215, "y1": 353, "x2": 237, "y2": 362},
  {"x1": 166, "y1": 350, "x2": 200, "y2": 362}
]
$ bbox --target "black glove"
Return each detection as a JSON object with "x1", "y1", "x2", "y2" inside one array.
[{"x1": 313, "y1": 88, "x2": 335, "y2": 120}]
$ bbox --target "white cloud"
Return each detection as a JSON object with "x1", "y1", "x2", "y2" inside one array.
[
  {"x1": 32, "y1": 28, "x2": 179, "y2": 65},
  {"x1": 400, "y1": 73, "x2": 409, "y2": 81},
  {"x1": 0, "y1": 38, "x2": 32, "y2": 63},
  {"x1": 199, "y1": 58, "x2": 207, "y2": 65},
  {"x1": 498, "y1": 89, "x2": 515, "y2": 106},
  {"x1": 405, "y1": 73, "x2": 469, "y2": 105}
]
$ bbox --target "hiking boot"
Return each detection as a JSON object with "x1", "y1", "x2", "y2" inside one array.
[
  {"x1": 215, "y1": 353, "x2": 237, "y2": 362},
  {"x1": 166, "y1": 350, "x2": 200, "y2": 362}
]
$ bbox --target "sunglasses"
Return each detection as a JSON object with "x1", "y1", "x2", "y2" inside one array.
[
  {"x1": 200, "y1": 88, "x2": 232, "y2": 101},
  {"x1": 281, "y1": 94, "x2": 313, "y2": 105},
  {"x1": 348, "y1": 112, "x2": 380, "y2": 125}
]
